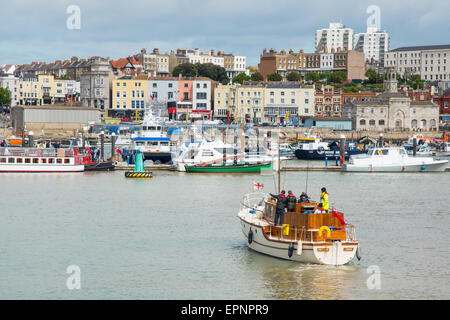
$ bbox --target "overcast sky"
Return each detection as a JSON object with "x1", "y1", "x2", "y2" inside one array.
[{"x1": 1, "y1": 0, "x2": 449, "y2": 66}]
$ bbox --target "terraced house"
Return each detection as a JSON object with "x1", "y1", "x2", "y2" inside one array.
[{"x1": 111, "y1": 75, "x2": 148, "y2": 119}]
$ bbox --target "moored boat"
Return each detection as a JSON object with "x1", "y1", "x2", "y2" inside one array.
[
  {"x1": 184, "y1": 162, "x2": 272, "y2": 173},
  {"x1": 343, "y1": 147, "x2": 448, "y2": 172},
  {"x1": 0, "y1": 147, "x2": 84, "y2": 172}
]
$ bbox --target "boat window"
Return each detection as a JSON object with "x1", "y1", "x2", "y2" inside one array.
[
  {"x1": 150, "y1": 142, "x2": 159, "y2": 146},
  {"x1": 0, "y1": 158, "x2": 5, "y2": 163},
  {"x1": 33, "y1": 158, "x2": 39, "y2": 164},
  {"x1": 375, "y1": 149, "x2": 389, "y2": 155},
  {"x1": 64, "y1": 159, "x2": 70, "y2": 164},
  {"x1": 160, "y1": 142, "x2": 169, "y2": 146},
  {"x1": 266, "y1": 204, "x2": 274, "y2": 219},
  {"x1": 41, "y1": 158, "x2": 47, "y2": 164},
  {"x1": 17, "y1": 158, "x2": 23, "y2": 163},
  {"x1": 57, "y1": 159, "x2": 63, "y2": 164},
  {"x1": 48, "y1": 158, "x2": 55, "y2": 164},
  {"x1": 25, "y1": 158, "x2": 31, "y2": 163},
  {"x1": 8, "y1": 158, "x2": 15, "y2": 163},
  {"x1": 136, "y1": 142, "x2": 145, "y2": 146},
  {"x1": 202, "y1": 151, "x2": 214, "y2": 157}
]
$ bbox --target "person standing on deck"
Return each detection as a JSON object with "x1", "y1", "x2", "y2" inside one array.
[
  {"x1": 319, "y1": 187, "x2": 329, "y2": 213},
  {"x1": 270, "y1": 190, "x2": 287, "y2": 226},
  {"x1": 287, "y1": 190, "x2": 296, "y2": 212}
]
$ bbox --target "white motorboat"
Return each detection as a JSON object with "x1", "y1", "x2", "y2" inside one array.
[{"x1": 343, "y1": 147, "x2": 448, "y2": 172}]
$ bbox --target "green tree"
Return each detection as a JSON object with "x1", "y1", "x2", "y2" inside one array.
[
  {"x1": 250, "y1": 72, "x2": 264, "y2": 82},
  {"x1": 267, "y1": 73, "x2": 282, "y2": 81},
  {"x1": 196, "y1": 63, "x2": 229, "y2": 84},
  {"x1": 286, "y1": 72, "x2": 301, "y2": 81},
  {"x1": 0, "y1": 88, "x2": 12, "y2": 106},
  {"x1": 407, "y1": 74, "x2": 425, "y2": 89},
  {"x1": 327, "y1": 71, "x2": 347, "y2": 84},
  {"x1": 232, "y1": 73, "x2": 251, "y2": 84},
  {"x1": 365, "y1": 69, "x2": 378, "y2": 84},
  {"x1": 305, "y1": 72, "x2": 320, "y2": 83},
  {"x1": 172, "y1": 63, "x2": 198, "y2": 77}
]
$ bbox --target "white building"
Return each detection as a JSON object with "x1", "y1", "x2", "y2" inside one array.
[
  {"x1": 320, "y1": 53, "x2": 334, "y2": 70},
  {"x1": 192, "y1": 79, "x2": 211, "y2": 112},
  {"x1": 353, "y1": 26, "x2": 389, "y2": 65},
  {"x1": 384, "y1": 45, "x2": 450, "y2": 82},
  {"x1": 315, "y1": 22, "x2": 354, "y2": 53},
  {"x1": 263, "y1": 83, "x2": 315, "y2": 123},
  {"x1": 185, "y1": 49, "x2": 224, "y2": 67},
  {"x1": 0, "y1": 74, "x2": 20, "y2": 107}
]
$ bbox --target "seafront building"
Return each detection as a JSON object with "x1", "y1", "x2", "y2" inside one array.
[
  {"x1": 80, "y1": 57, "x2": 111, "y2": 115},
  {"x1": 259, "y1": 48, "x2": 366, "y2": 81},
  {"x1": 353, "y1": 25, "x2": 389, "y2": 66},
  {"x1": 342, "y1": 71, "x2": 439, "y2": 131},
  {"x1": 0, "y1": 65, "x2": 20, "y2": 107},
  {"x1": 384, "y1": 44, "x2": 450, "y2": 81},
  {"x1": 315, "y1": 22, "x2": 354, "y2": 53}
]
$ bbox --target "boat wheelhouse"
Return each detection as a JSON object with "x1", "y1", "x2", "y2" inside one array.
[
  {"x1": 132, "y1": 137, "x2": 172, "y2": 164},
  {"x1": 0, "y1": 147, "x2": 84, "y2": 172},
  {"x1": 238, "y1": 193, "x2": 358, "y2": 265}
]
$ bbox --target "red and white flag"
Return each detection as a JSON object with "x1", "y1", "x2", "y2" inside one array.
[{"x1": 253, "y1": 181, "x2": 264, "y2": 191}]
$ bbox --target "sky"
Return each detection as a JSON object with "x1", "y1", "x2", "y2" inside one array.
[{"x1": 0, "y1": 0, "x2": 449, "y2": 66}]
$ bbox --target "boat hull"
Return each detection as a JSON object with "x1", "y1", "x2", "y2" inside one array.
[
  {"x1": 294, "y1": 149, "x2": 366, "y2": 160},
  {"x1": 239, "y1": 216, "x2": 357, "y2": 265},
  {"x1": 185, "y1": 162, "x2": 272, "y2": 173},
  {"x1": 84, "y1": 162, "x2": 115, "y2": 171},
  {"x1": 343, "y1": 160, "x2": 448, "y2": 172},
  {"x1": 142, "y1": 152, "x2": 172, "y2": 164},
  {"x1": 0, "y1": 164, "x2": 84, "y2": 172}
]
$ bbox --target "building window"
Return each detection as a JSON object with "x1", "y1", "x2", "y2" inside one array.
[{"x1": 360, "y1": 119, "x2": 366, "y2": 126}]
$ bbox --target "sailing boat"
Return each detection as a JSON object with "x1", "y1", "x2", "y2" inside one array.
[{"x1": 237, "y1": 131, "x2": 360, "y2": 265}]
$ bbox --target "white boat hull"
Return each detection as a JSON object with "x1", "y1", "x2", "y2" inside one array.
[
  {"x1": 343, "y1": 160, "x2": 448, "y2": 172},
  {"x1": 238, "y1": 210, "x2": 358, "y2": 266},
  {"x1": 0, "y1": 164, "x2": 84, "y2": 172}
]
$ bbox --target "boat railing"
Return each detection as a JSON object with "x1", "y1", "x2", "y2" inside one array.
[
  {"x1": 240, "y1": 192, "x2": 267, "y2": 213},
  {"x1": 267, "y1": 223, "x2": 357, "y2": 243},
  {"x1": 0, "y1": 147, "x2": 78, "y2": 158}
]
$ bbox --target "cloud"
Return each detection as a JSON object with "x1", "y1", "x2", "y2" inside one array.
[{"x1": 0, "y1": 0, "x2": 449, "y2": 66}]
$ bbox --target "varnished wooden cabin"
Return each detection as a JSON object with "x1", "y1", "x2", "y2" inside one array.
[{"x1": 263, "y1": 198, "x2": 352, "y2": 243}]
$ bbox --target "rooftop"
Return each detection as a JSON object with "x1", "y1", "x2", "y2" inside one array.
[{"x1": 391, "y1": 44, "x2": 450, "y2": 52}]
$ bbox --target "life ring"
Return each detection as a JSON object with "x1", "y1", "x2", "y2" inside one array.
[
  {"x1": 318, "y1": 226, "x2": 331, "y2": 238},
  {"x1": 377, "y1": 149, "x2": 382, "y2": 155},
  {"x1": 248, "y1": 229, "x2": 253, "y2": 244},
  {"x1": 288, "y1": 243, "x2": 294, "y2": 258},
  {"x1": 317, "y1": 146, "x2": 325, "y2": 154}
]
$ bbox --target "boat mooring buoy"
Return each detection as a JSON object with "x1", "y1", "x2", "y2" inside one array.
[{"x1": 124, "y1": 171, "x2": 152, "y2": 179}]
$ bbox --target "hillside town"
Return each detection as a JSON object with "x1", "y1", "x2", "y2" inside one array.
[{"x1": 0, "y1": 21, "x2": 449, "y2": 138}]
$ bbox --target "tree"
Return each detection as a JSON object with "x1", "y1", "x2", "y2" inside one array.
[
  {"x1": 250, "y1": 72, "x2": 264, "y2": 82},
  {"x1": 267, "y1": 73, "x2": 282, "y2": 81},
  {"x1": 232, "y1": 73, "x2": 251, "y2": 84},
  {"x1": 0, "y1": 88, "x2": 12, "y2": 106},
  {"x1": 172, "y1": 63, "x2": 198, "y2": 77},
  {"x1": 365, "y1": 69, "x2": 378, "y2": 84},
  {"x1": 327, "y1": 71, "x2": 347, "y2": 84},
  {"x1": 286, "y1": 72, "x2": 301, "y2": 81},
  {"x1": 407, "y1": 74, "x2": 425, "y2": 90},
  {"x1": 305, "y1": 72, "x2": 320, "y2": 83}
]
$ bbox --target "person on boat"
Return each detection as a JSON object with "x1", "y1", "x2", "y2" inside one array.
[
  {"x1": 298, "y1": 192, "x2": 310, "y2": 203},
  {"x1": 287, "y1": 190, "x2": 296, "y2": 212},
  {"x1": 319, "y1": 187, "x2": 329, "y2": 213},
  {"x1": 269, "y1": 190, "x2": 287, "y2": 226}
]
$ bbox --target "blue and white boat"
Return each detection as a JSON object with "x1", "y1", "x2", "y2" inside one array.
[{"x1": 132, "y1": 136, "x2": 172, "y2": 164}]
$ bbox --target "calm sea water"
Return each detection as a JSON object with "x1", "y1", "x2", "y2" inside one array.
[{"x1": 0, "y1": 162, "x2": 449, "y2": 299}]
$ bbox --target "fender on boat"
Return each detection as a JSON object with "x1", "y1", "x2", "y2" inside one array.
[
  {"x1": 288, "y1": 243, "x2": 294, "y2": 258},
  {"x1": 296, "y1": 240, "x2": 302, "y2": 256},
  {"x1": 248, "y1": 229, "x2": 253, "y2": 244},
  {"x1": 356, "y1": 246, "x2": 361, "y2": 261}
]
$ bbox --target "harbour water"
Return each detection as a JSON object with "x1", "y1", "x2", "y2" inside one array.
[{"x1": 0, "y1": 166, "x2": 449, "y2": 299}]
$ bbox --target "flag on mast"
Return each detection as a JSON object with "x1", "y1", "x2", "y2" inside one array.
[{"x1": 253, "y1": 181, "x2": 264, "y2": 191}]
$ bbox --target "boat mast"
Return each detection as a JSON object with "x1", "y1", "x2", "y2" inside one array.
[{"x1": 277, "y1": 129, "x2": 281, "y2": 194}]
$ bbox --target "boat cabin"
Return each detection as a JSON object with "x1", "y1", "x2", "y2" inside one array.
[{"x1": 263, "y1": 198, "x2": 350, "y2": 243}]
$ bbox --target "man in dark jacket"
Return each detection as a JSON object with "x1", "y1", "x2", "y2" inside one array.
[
  {"x1": 270, "y1": 190, "x2": 287, "y2": 226},
  {"x1": 287, "y1": 190, "x2": 296, "y2": 212},
  {"x1": 298, "y1": 192, "x2": 310, "y2": 203}
]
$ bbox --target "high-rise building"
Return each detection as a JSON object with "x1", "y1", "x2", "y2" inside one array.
[
  {"x1": 315, "y1": 22, "x2": 354, "y2": 53},
  {"x1": 353, "y1": 26, "x2": 389, "y2": 66}
]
